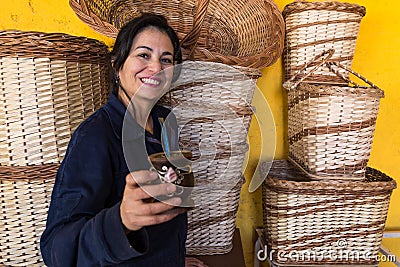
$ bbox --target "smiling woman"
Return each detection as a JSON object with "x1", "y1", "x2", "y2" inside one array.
[
  {"x1": 2, "y1": 1, "x2": 400, "y2": 267},
  {"x1": 39, "y1": 13, "x2": 205, "y2": 267},
  {"x1": 116, "y1": 27, "x2": 175, "y2": 125}
]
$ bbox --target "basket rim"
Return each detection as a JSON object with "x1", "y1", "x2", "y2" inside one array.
[
  {"x1": 264, "y1": 160, "x2": 397, "y2": 193},
  {"x1": 282, "y1": 1, "x2": 367, "y2": 18},
  {"x1": 0, "y1": 30, "x2": 109, "y2": 61}
]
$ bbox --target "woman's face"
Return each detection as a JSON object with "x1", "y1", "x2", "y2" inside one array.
[{"x1": 118, "y1": 26, "x2": 175, "y2": 103}]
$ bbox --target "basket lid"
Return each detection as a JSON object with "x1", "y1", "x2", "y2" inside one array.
[
  {"x1": 282, "y1": 1, "x2": 366, "y2": 18},
  {"x1": 69, "y1": 0, "x2": 285, "y2": 69}
]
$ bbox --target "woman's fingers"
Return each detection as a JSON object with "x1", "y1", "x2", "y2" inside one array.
[
  {"x1": 121, "y1": 171, "x2": 185, "y2": 231},
  {"x1": 135, "y1": 183, "x2": 177, "y2": 200},
  {"x1": 125, "y1": 206, "x2": 186, "y2": 228},
  {"x1": 135, "y1": 197, "x2": 182, "y2": 215},
  {"x1": 125, "y1": 170, "x2": 158, "y2": 188},
  {"x1": 125, "y1": 171, "x2": 178, "y2": 200}
]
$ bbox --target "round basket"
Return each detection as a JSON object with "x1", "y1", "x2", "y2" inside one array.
[
  {"x1": 0, "y1": 164, "x2": 58, "y2": 266},
  {"x1": 262, "y1": 160, "x2": 396, "y2": 266},
  {"x1": 158, "y1": 61, "x2": 261, "y2": 254},
  {"x1": 284, "y1": 51, "x2": 384, "y2": 179},
  {"x1": 283, "y1": 0, "x2": 366, "y2": 84},
  {"x1": 69, "y1": 0, "x2": 285, "y2": 69},
  {"x1": 0, "y1": 30, "x2": 110, "y2": 166}
]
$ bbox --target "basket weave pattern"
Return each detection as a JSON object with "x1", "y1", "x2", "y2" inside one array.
[
  {"x1": 0, "y1": 31, "x2": 110, "y2": 166},
  {"x1": 0, "y1": 164, "x2": 58, "y2": 266},
  {"x1": 287, "y1": 82, "x2": 384, "y2": 179},
  {"x1": 186, "y1": 178, "x2": 243, "y2": 255},
  {"x1": 159, "y1": 62, "x2": 261, "y2": 254},
  {"x1": 69, "y1": 0, "x2": 285, "y2": 69},
  {"x1": 283, "y1": 1, "x2": 366, "y2": 83},
  {"x1": 0, "y1": 31, "x2": 110, "y2": 266},
  {"x1": 262, "y1": 160, "x2": 396, "y2": 266}
]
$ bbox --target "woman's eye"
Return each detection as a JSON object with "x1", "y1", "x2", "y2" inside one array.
[
  {"x1": 138, "y1": 53, "x2": 149, "y2": 59},
  {"x1": 161, "y1": 58, "x2": 173, "y2": 64}
]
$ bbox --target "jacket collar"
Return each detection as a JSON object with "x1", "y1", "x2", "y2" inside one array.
[{"x1": 103, "y1": 93, "x2": 145, "y2": 141}]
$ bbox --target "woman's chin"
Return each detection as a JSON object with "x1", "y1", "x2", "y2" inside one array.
[{"x1": 138, "y1": 83, "x2": 170, "y2": 100}]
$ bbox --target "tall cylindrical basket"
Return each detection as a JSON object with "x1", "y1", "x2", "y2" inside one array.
[
  {"x1": 0, "y1": 30, "x2": 110, "y2": 166},
  {"x1": 0, "y1": 30, "x2": 110, "y2": 266}
]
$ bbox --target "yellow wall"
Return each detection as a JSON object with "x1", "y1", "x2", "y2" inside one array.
[{"x1": 1, "y1": 0, "x2": 399, "y2": 267}]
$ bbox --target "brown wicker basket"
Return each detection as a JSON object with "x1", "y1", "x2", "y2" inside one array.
[
  {"x1": 158, "y1": 61, "x2": 261, "y2": 254},
  {"x1": 283, "y1": 0, "x2": 366, "y2": 84},
  {"x1": 69, "y1": 0, "x2": 285, "y2": 69},
  {"x1": 0, "y1": 164, "x2": 57, "y2": 266},
  {"x1": 0, "y1": 30, "x2": 110, "y2": 166},
  {"x1": 262, "y1": 160, "x2": 396, "y2": 266},
  {"x1": 284, "y1": 51, "x2": 384, "y2": 179},
  {"x1": 186, "y1": 177, "x2": 244, "y2": 255}
]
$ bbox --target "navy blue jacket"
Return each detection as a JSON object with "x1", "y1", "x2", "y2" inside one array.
[{"x1": 40, "y1": 93, "x2": 187, "y2": 266}]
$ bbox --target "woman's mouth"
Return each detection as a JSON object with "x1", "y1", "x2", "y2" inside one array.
[{"x1": 140, "y1": 77, "x2": 161, "y2": 86}]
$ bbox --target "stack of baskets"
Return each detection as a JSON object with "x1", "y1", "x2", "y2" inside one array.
[
  {"x1": 158, "y1": 61, "x2": 261, "y2": 254},
  {"x1": 262, "y1": 1, "x2": 397, "y2": 266},
  {"x1": 0, "y1": 31, "x2": 110, "y2": 266},
  {"x1": 69, "y1": 0, "x2": 286, "y2": 255}
]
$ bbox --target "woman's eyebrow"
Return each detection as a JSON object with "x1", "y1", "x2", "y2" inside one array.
[
  {"x1": 135, "y1": 46, "x2": 173, "y2": 56},
  {"x1": 135, "y1": 45, "x2": 152, "y2": 51}
]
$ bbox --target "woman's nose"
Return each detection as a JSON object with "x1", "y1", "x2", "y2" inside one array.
[{"x1": 147, "y1": 59, "x2": 162, "y2": 73}]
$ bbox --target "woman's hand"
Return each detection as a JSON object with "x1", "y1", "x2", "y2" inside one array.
[{"x1": 120, "y1": 170, "x2": 185, "y2": 232}]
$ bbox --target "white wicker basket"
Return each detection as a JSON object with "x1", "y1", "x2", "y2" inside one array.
[{"x1": 283, "y1": 1, "x2": 366, "y2": 84}]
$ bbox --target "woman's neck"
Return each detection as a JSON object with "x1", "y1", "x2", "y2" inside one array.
[{"x1": 118, "y1": 89, "x2": 154, "y2": 134}]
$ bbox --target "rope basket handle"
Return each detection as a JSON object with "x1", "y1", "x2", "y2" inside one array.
[
  {"x1": 181, "y1": 0, "x2": 210, "y2": 59},
  {"x1": 283, "y1": 49, "x2": 335, "y2": 90},
  {"x1": 326, "y1": 61, "x2": 382, "y2": 92}
]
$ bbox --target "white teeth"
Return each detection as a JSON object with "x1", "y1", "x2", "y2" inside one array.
[{"x1": 141, "y1": 78, "x2": 160, "y2": 85}]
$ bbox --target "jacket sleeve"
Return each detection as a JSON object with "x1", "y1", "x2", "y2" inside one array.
[{"x1": 40, "y1": 118, "x2": 149, "y2": 266}]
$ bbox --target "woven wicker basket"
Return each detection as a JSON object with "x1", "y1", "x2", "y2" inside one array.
[
  {"x1": 262, "y1": 160, "x2": 396, "y2": 266},
  {"x1": 186, "y1": 177, "x2": 244, "y2": 255},
  {"x1": 283, "y1": 0, "x2": 366, "y2": 84},
  {"x1": 0, "y1": 164, "x2": 57, "y2": 266},
  {"x1": 0, "y1": 30, "x2": 110, "y2": 266},
  {"x1": 0, "y1": 30, "x2": 110, "y2": 166},
  {"x1": 284, "y1": 51, "x2": 384, "y2": 179},
  {"x1": 69, "y1": 0, "x2": 285, "y2": 69},
  {"x1": 159, "y1": 61, "x2": 261, "y2": 254}
]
